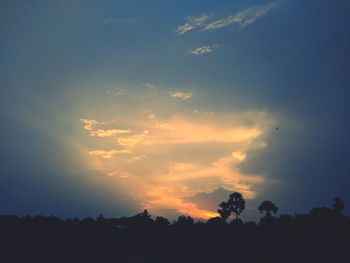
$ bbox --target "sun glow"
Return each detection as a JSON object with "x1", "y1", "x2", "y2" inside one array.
[{"x1": 79, "y1": 87, "x2": 273, "y2": 219}]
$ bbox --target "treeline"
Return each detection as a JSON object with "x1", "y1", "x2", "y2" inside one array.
[
  {"x1": 1, "y1": 194, "x2": 350, "y2": 262},
  {"x1": 0, "y1": 195, "x2": 347, "y2": 230}
]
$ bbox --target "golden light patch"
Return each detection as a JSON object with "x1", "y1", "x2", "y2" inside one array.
[
  {"x1": 89, "y1": 149, "x2": 131, "y2": 159},
  {"x1": 79, "y1": 91, "x2": 273, "y2": 219},
  {"x1": 90, "y1": 129, "x2": 131, "y2": 137},
  {"x1": 233, "y1": 151, "x2": 247, "y2": 161}
]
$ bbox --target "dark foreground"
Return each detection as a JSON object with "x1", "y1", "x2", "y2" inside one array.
[{"x1": 1, "y1": 208, "x2": 350, "y2": 263}]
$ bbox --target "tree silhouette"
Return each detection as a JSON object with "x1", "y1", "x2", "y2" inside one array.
[
  {"x1": 218, "y1": 192, "x2": 245, "y2": 221},
  {"x1": 207, "y1": 217, "x2": 226, "y2": 225},
  {"x1": 139, "y1": 209, "x2": 151, "y2": 219},
  {"x1": 258, "y1": 200, "x2": 278, "y2": 217},
  {"x1": 218, "y1": 201, "x2": 231, "y2": 221},
  {"x1": 175, "y1": 215, "x2": 194, "y2": 226},
  {"x1": 155, "y1": 216, "x2": 170, "y2": 226},
  {"x1": 332, "y1": 197, "x2": 345, "y2": 213},
  {"x1": 126, "y1": 209, "x2": 154, "y2": 229}
]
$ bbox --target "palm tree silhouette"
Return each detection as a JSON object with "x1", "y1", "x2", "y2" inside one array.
[{"x1": 258, "y1": 200, "x2": 278, "y2": 217}]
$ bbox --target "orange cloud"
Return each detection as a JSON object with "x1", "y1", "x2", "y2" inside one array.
[
  {"x1": 169, "y1": 91, "x2": 192, "y2": 100},
  {"x1": 147, "y1": 117, "x2": 262, "y2": 145},
  {"x1": 146, "y1": 192, "x2": 219, "y2": 220},
  {"x1": 117, "y1": 130, "x2": 149, "y2": 148},
  {"x1": 80, "y1": 119, "x2": 98, "y2": 131},
  {"x1": 79, "y1": 92, "x2": 273, "y2": 219},
  {"x1": 80, "y1": 119, "x2": 130, "y2": 137},
  {"x1": 90, "y1": 129, "x2": 131, "y2": 137},
  {"x1": 89, "y1": 149, "x2": 131, "y2": 159}
]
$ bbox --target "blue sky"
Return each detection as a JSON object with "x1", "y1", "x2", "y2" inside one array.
[{"x1": 1, "y1": 0, "x2": 350, "y2": 220}]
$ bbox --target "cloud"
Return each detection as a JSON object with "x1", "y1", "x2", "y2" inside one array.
[
  {"x1": 176, "y1": 2, "x2": 281, "y2": 35},
  {"x1": 89, "y1": 129, "x2": 131, "y2": 137},
  {"x1": 127, "y1": 156, "x2": 144, "y2": 164},
  {"x1": 188, "y1": 109, "x2": 214, "y2": 116},
  {"x1": 117, "y1": 130, "x2": 149, "y2": 148},
  {"x1": 107, "y1": 171, "x2": 131, "y2": 178},
  {"x1": 204, "y1": 2, "x2": 281, "y2": 31},
  {"x1": 190, "y1": 45, "x2": 219, "y2": 56},
  {"x1": 80, "y1": 119, "x2": 98, "y2": 131},
  {"x1": 213, "y1": 151, "x2": 247, "y2": 166},
  {"x1": 80, "y1": 119, "x2": 130, "y2": 137},
  {"x1": 89, "y1": 149, "x2": 131, "y2": 159},
  {"x1": 154, "y1": 123, "x2": 173, "y2": 131},
  {"x1": 175, "y1": 15, "x2": 210, "y2": 35},
  {"x1": 81, "y1": 114, "x2": 271, "y2": 218},
  {"x1": 169, "y1": 91, "x2": 192, "y2": 100},
  {"x1": 147, "y1": 113, "x2": 156, "y2": 119},
  {"x1": 79, "y1": 88, "x2": 274, "y2": 220},
  {"x1": 147, "y1": 117, "x2": 262, "y2": 145},
  {"x1": 144, "y1": 83, "x2": 156, "y2": 89},
  {"x1": 107, "y1": 87, "x2": 125, "y2": 96}
]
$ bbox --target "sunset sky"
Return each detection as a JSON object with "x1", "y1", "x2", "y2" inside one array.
[{"x1": 1, "y1": 0, "x2": 350, "y2": 220}]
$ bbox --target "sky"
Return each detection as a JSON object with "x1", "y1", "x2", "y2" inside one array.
[{"x1": 1, "y1": 0, "x2": 350, "y2": 220}]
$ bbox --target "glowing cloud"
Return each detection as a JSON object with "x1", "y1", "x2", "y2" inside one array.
[
  {"x1": 89, "y1": 149, "x2": 131, "y2": 159},
  {"x1": 169, "y1": 91, "x2": 192, "y2": 100},
  {"x1": 80, "y1": 119, "x2": 98, "y2": 131},
  {"x1": 79, "y1": 87, "x2": 274, "y2": 219},
  {"x1": 117, "y1": 130, "x2": 149, "y2": 148},
  {"x1": 80, "y1": 119, "x2": 131, "y2": 137},
  {"x1": 147, "y1": 113, "x2": 156, "y2": 119},
  {"x1": 90, "y1": 129, "x2": 131, "y2": 137}
]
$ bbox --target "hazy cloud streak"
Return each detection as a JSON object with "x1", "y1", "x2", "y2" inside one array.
[
  {"x1": 176, "y1": 15, "x2": 210, "y2": 35},
  {"x1": 80, "y1": 119, "x2": 131, "y2": 137},
  {"x1": 169, "y1": 91, "x2": 192, "y2": 100},
  {"x1": 190, "y1": 45, "x2": 219, "y2": 56},
  {"x1": 107, "y1": 87, "x2": 125, "y2": 96},
  {"x1": 89, "y1": 149, "x2": 131, "y2": 159},
  {"x1": 204, "y1": 2, "x2": 281, "y2": 31}
]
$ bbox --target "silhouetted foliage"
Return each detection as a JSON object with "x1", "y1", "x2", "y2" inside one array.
[
  {"x1": 174, "y1": 215, "x2": 194, "y2": 226},
  {"x1": 258, "y1": 200, "x2": 278, "y2": 217},
  {"x1": 207, "y1": 216, "x2": 226, "y2": 225},
  {"x1": 1, "y1": 198, "x2": 349, "y2": 262},
  {"x1": 139, "y1": 209, "x2": 152, "y2": 219},
  {"x1": 244, "y1": 221, "x2": 258, "y2": 232},
  {"x1": 218, "y1": 201, "x2": 231, "y2": 221},
  {"x1": 155, "y1": 216, "x2": 170, "y2": 226},
  {"x1": 230, "y1": 218, "x2": 244, "y2": 230},
  {"x1": 277, "y1": 214, "x2": 294, "y2": 228},
  {"x1": 124, "y1": 209, "x2": 154, "y2": 231},
  {"x1": 218, "y1": 192, "x2": 245, "y2": 221}
]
